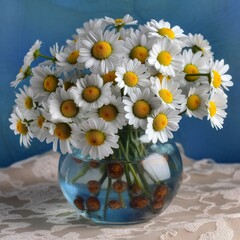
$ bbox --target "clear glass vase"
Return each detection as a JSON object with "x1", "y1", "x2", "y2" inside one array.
[{"x1": 58, "y1": 127, "x2": 182, "y2": 224}]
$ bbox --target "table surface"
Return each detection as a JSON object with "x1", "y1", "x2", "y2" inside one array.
[{"x1": 1, "y1": 146, "x2": 240, "y2": 240}]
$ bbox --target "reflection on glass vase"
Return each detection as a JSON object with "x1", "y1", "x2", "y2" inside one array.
[{"x1": 58, "y1": 128, "x2": 182, "y2": 224}]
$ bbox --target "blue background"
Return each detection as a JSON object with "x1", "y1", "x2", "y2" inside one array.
[{"x1": 1, "y1": 0, "x2": 240, "y2": 166}]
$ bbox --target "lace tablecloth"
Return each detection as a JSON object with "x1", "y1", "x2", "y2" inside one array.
[{"x1": 1, "y1": 147, "x2": 240, "y2": 240}]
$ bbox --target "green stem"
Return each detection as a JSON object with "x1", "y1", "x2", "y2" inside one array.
[
  {"x1": 71, "y1": 163, "x2": 89, "y2": 184},
  {"x1": 37, "y1": 53, "x2": 55, "y2": 61},
  {"x1": 185, "y1": 73, "x2": 210, "y2": 77},
  {"x1": 104, "y1": 177, "x2": 112, "y2": 220},
  {"x1": 118, "y1": 192, "x2": 126, "y2": 208},
  {"x1": 99, "y1": 169, "x2": 108, "y2": 185}
]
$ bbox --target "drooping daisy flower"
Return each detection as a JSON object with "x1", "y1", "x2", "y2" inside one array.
[
  {"x1": 147, "y1": 38, "x2": 183, "y2": 77},
  {"x1": 78, "y1": 29, "x2": 124, "y2": 72},
  {"x1": 181, "y1": 49, "x2": 209, "y2": 84},
  {"x1": 151, "y1": 78, "x2": 185, "y2": 110},
  {"x1": 23, "y1": 40, "x2": 42, "y2": 65},
  {"x1": 49, "y1": 88, "x2": 84, "y2": 123},
  {"x1": 30, "y1": 65, "x2": 61, "y2": 101},
  {"x1": 73, "y1": 118, "x2": 119, "y2": 159},
  {"x1": 11, "y1": 59, "x2": 32, "y2": 87},
  {"x1": 210, "y1": 59, "x2": 233, "y2": 91},
  {"x1": 185, "y1": 86, "x2": 209, "y2": 119},
  {"x1": 70, "y1": 74, "x2": 112, "y2": 110},
  {"x1": 104, "y1": 14, "x2": 137, "y2": 29},
  {"x1": 46, "y1": 122, "x2": 78, "y2": 154},
  {"x1": 186, "y1": 33, "x2": 213, "y2": 60},
  {"x1": 145, "y1": 19, "x2": 186, "y2": 47},
  {"x1": 123, "y1": 29, "x2": 154, "y2": 64},
  {"x1": 142, "y1": 106, "x2": 182, "y2": 144},
  {"x1": 9, "y1": 107, "x2": 33, "y2": 147},
  {"x1": 15, "y1": 85, "x2": 38, "y2": 120},
  {"x1": 115, "y1": 58, "x2": 150, "y2": 95},
  {"x1": 88, "y1": 95, "x2": 127, "y2": 130},
  {"x1": 207, "y1": 89, "x2": 228, "y2": 130},
  {"x1": 123, "y1": 88, "x2": 161, "y2": 129},
  {"x1": 56, "y1": 39, "x2": 84, "y2": 72}
]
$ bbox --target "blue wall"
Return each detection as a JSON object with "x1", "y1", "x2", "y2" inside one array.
[{"x1": 1, "y1": 0, "x2": 240, "y2": 166}]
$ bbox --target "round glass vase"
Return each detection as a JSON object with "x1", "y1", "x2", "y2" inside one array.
[{"x1": 58, "y1": 128, "x2": 182, "y2": 225}]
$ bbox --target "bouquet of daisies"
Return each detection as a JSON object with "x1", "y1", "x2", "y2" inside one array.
[{"x1": 9, "y1": 14, "x2": 233, "y2": 160}]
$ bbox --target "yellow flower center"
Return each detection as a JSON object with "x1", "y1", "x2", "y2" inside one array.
[
  {"x1": 158, "y1": 28, "x2": 175, "y2": 39},
  {"x1": 187, "y1": 95, "x2": 201, "y2": 110},
  {"x1": 54, "y1": 123, "x2": 71, "y2": 140},
  {"x1": 130, "y1": 46, "x2": 148, "y2": 64},
  {"x1": 24, "y1": 96, "x2": 33, "y2": 110},
  {"x1": 37, "y1": 115, "x2": 45, "y2": 128},
  {"x1": 98, "y1": 104, "x2": 118, "y2": 121},
  {"x1": 60, "y1": 100, "x2": 79, "y2": 118},
  {"x1": 133, "y1": 100, "x2": 151, "y2": 119},
  {"x1": 67, "y1": 50, "x2": 79, "y2": 64},
  {"x1": 115, "y1": 18, "x2": 123, "y2": 25},
  {"x1": 92, "y1": 41, "x2": 112, "y2": 60},
  {"x1": 159, "y1": 89, "x2": 173, "y2": 103},
  {"x1": 157, "y1": 51, "x2": 172, "y2": 66},
  {"x1": 209, "y1": 101, "x2": 217, "y2": 117},
  {"x1": 82, "y1": 86, "x2": 101, "y2": 103},
  {"x1": 16, "y1": 120, "x2": 28, "y2": 135},
  {"x1": 102, "y1": 71, "x2": 116, "y2": 84},
  {"x1": 153, "y1": 113, "x2": 168, "y2": 131},
  {"x1": 184, "y1": 64, "x2": 199, "y2": 81},
  {"x1": 123, "y1": 72, "x2": 139, "y2": 87},
  {"x1": 43, "y1": 75, "x2": 59, "y2": 92},
  {"x1": 85, "y1": 130, "x2": 105, "y2": 146},
  {"x1": 212, "y1": 70, "x2": 222, "y2": 88}
]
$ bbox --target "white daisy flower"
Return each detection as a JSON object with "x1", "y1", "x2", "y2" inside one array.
[
  {"x1": 115, "y1": 58, "x2": 150, "y2": 95},
  {"x1": 73, "y1": 118, "x2": 119, "y2": 160},
  {"x1": 123, "y1": 29, "x2": 154, "y2": 64},
  {"x1": 11, "y1": 59, "x2": 32, "y2": 87},
  {"x1": 29, "y1": 109, "x2": 50, "y2": 142},
  {"x1": 49, "y1": 88, "x2": 84, "y2": 123},
  {"x1": 41, "y1": 43, "x2": 64, "y2": 66},
  {"x1": 104, "y1": 14, "x2": 137, "y2": 29},
  {"x1": 75, "y1": 18, "x2": 106, "y2": 40},
  {"x1": 145, "y1": 19, "x2": 186, "y2": 47},
  {"x1": 30, "y1": 65, "x2": 61, "y2": 101},
  {"x1": 142, "y1": 106, "x2": 182, "y2": 144},
  {"x1": 147, "y1": 38, "x2": 183, "y2": 77},
  {"x1": 46, "y1": 122, "x2": 78, "y2": 154},
  {"x1": 186, "y1": 33, "x2": 213, "y2": 60},
  {"x1": 15, "y1": 85, "x2": 38, "y2": 120},
  {"x1": 56, "y1": 39, "x2": 84, "y2": 72},
  {"x1": 78, "y1": 29, "x2": 124, "y2": 72},
  {"x1": 9, "y1": 107, "x2": 33, "y2": 147},
  {"x1": 185, "y1": 86, "x2": 209, "y2": 119},
  {"x1": 123, "y1": 88, "x2": 161, "y2": 129},
  {"x1": 181, "y1": 49, "x2": 209, "y2": 84},
  {"x1": 210, "y1": 59, "x2": 233, "y2": 91},
  {"x1": 207, "y1": 89, "x2": 227, "y2": 130},
  {"x1": 70, "y1": 74, "x2": 112, "y2": 110},
  {"x1": 23, "y1": 40, "x2": 42, "y2": 65},
  {"x1": 151, "y1": 78, "x2": 185, "y2": 110},
  {"x1": 88, "y1": 95, "x2": 127, "y2": 130}
]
